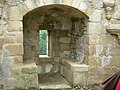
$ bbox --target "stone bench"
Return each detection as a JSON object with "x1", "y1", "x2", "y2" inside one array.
[{"x1": 60, "y1": 59, "x2": 89, "y2": 86}]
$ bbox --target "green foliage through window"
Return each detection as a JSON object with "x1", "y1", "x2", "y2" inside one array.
[{"x1": 39, "y1": 30, "x2": 48, "y2": 55}]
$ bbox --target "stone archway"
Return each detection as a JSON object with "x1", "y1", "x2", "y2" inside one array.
[
  {"x1": 23, "y1": 4, "x2": 89, "y2": 89},
  {"x1": 2, "y1": 0, "x2": 91, "y2": 88}
]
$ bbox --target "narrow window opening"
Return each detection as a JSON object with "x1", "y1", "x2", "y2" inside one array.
[{"x1": 39, "y1": 30, "x2": 49, "y2": 57}]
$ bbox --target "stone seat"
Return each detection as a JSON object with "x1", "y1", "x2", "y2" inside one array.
[
  {"x1": 60, "y1": 59, "x2": 89, "y2": 72},
  {"x1": 60, "y1": 59, "x2": 89, "y2": 86}
]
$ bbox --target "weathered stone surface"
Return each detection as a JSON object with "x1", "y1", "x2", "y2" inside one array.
[
  {"x1": 37, "y1": 62, "x2": 59, "y2": 74},
  {"x1": 89, "y1": 35, "x2": 99, "y2": 44},
  {"x1": 37, "y1": 65, "x2": 43, "y2": 74},
  {"x1": 88, "y1": 23, "x2": 106, "y2": 34},
  {"x1": 4, "y1": 44, "x2": 23, "y2": 56},
  {"x1": 0, "y1": 8, "x2": 2, "y2": 17},
  {"x1": 73, "y1": 72, "x2": 86, "y2": 86},
  {"x1": 4, "y1": 36, "x2": 14, "y2": 44},
  {"x1": 5, "y1": 0, "x2": 24, "y2": 6},
  {"x1": 2, "y1": 63, "x2": 11, "y2": 78},
  {"x1": 107, "y1": 24, "x2": 120, "y2": 34},
  {"x1": 45, "y1": 63, "x2": 53, "y2": 73},
  {"x1": 3, "y1": 56, "x2": 14, "y2": 66},
  {"x1": 59, "y1": 37, "x2": 70, "y2": 43},
  {"x1": 60, "y1": 59, "x2": 89, "y2": 86},
  {"x1": 72, "y1": 0, "x2": 81, "y2": 8},
  {"x1": 61, "y1": 59, "x2": 89, "y2": 72},
  {"x1": 0, "y1": 37, "x2": 4, "y2": 50},
  {"x1": 60, "y1": 64, "x2": 73, "y2": 84},
  {"x1": 17, "y1": 75, "x2": 27, "y2": 89},
  {"x1": 89, "y1": 34, "x2": 116, "y2": 45},
  {"x1": 44, "y1": 0, "x2": 54, "y2": 5},
  {"x1": 108, "y1": 44, "x2": 120, "y2": 56},
  {"x1": 27, "y1": 74, "x2": 39, "y2": 89},
  {"x1": 79, "y1": 2, "x2": 87, "y2": 11},
  {"x1": 103, "y1": 0, "x2": 115, "y2": 7},
  {"x1": 92, "y1": 0, "x2": 103, "y2": 9},
  {"x1": 0, "y1": 51, "x2": 2, "y2": 62},
  {"x1": 62, "y1": 0, "x2": 73, "y2": 5},
  {"x1": 4, "y1": 78, "x2": 17, "y2": 90},
  {"x1": 19, "y1": 3, "x2": 30, "y2": 16},
  {"x1": 0, "y1": 29, "x2": 3, "y2": 36},
  {"x1": 1, "y1": 0, "x2": 120, "y2": 89},
  {"x1": 9, "y1": 6, "x2": 22, "y2": 20},
  {"x1": 24, "y1": 0, "x2": 36, "y2": 10},
  {"x1": 35, "y1": 0, "x2": 44, "y2": 7},
  {"x1": 14, "y1": 56, "x2": 23, "y2": 64},
  {"x1": 0, "y1": 78, "x2": 3, "y2": 89},
  {"x1": 60, "y1": 51, "x2": 70, "y2": 58},
  {"x1": 53, "y1": 57, "x2": 60, "y2": 62},
  {"x1": 60, "y1": 44, "x2": 70, "y2": 51},
  {"x1": 16, "y1": 32, "x2": 23, "y2": 43},
  {"x1": 90, "y1": 10, "x2": 102, "y2": 22},
  {"x1": 104, "y1": 1, "x2": 115, "y2": 20},
  {"x1": 113, "y1": 11, "x2": 120, "y2": 20},
  {"x1": 0, "y1": 0, "x2": 4, "y2": 7},
  {"x1": 99, "y1": 34, "x2": 115, "y2": 44},
  {"x1": 21, "y1": 64, "x2": 38, "y2": 74},
  {"x1": 8, "y1": 21, "x2": 22, "y2": 32},
  {"x1": 88, "y1": 45, "x2": 96, "y2": 56},
  {"x1": 88, "y1": 56, "x2": 101, "y2": 66},
  {"x1": 109, "y1": 56, "x2": 120, "y2": 67},
  {"x1": 17, "y1": 74, "x2": 39, "y2": 89},
  {"x1": 12, "y1": 67, "x2": 21, "y2": 76}
]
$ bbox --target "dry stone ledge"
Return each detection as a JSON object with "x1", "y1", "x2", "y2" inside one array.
[
  {"x1": 107, "y1": 24, "x2": 120, "y2": 40},
  {"x1": 107, "y1": 24, "x2": 120, "y2": 33},
  {"x1": 21, "y1": 63, "x2": 38, "y2": 74},
  {"x1": 61, "y1": 59, "x2": 89, "y2": 72}
]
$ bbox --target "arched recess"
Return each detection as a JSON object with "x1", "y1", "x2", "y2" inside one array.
[
  {"x1": 23, "y1": 4, "x2": 89, "y2": 88},
  {"x1": 23, "y1": 4, "x2": 89, "y2": 64}
]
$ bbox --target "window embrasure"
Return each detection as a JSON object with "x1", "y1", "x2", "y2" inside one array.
[{"x1": 39, "y1": 30, "x2": 51, "y2": 58}]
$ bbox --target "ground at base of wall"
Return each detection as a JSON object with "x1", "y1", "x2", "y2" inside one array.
[
  {"x1": 41, "y1": 84, "x2": 101, "y2": 90},
  {"x1": 1, "y1": 84, "x2": 102, "y2": 90},
  {"x1": 1, "y1": 74, "x2": 102, "y2": 90},
  {"x1": 38, "y1": 73, "x2": 102, "y2": 90},
  {"x1": 39, "y1": 73, "x2": 71, "y2": 90}
]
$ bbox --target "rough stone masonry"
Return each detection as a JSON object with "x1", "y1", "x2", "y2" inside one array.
[{"x1": 0, "y1": 0, "x2": 120, "y2": 89}]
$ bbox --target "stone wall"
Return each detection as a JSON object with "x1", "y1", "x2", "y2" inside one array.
[
  {"x1": 87, "y1": 0, "x2": 120, "y2": 85},
  {"x1": 0, "y1": 0, "x2": 120, "y2": 89},
  {"x1": 23, "y1": 7, "x2": 88, "y2": 75}
]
